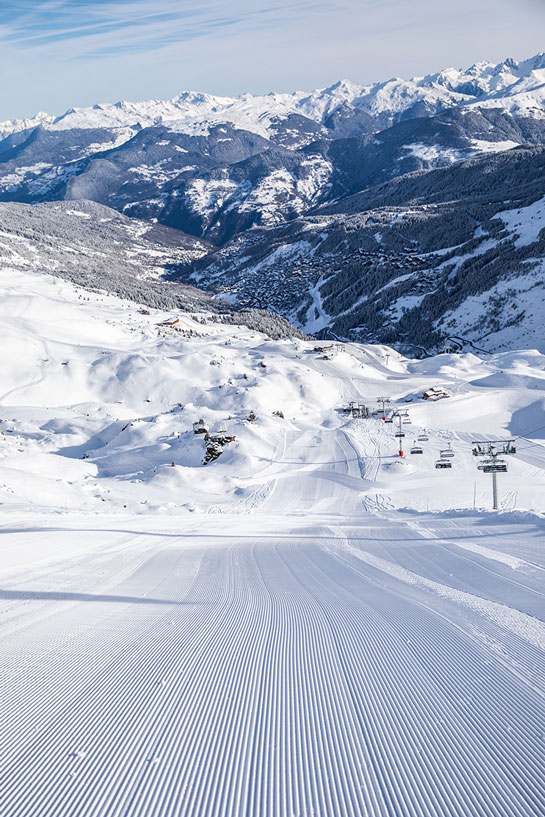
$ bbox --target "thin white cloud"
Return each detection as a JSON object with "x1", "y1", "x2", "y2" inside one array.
[
  {"x1": 0, "y1": 0, "x2": 543, "y2": 119},
  {"x1": 2, "y1": 1, "x2": 326, "y2": 53}
]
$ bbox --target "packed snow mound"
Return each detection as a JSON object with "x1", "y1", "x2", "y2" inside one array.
[
  {"x1": 1, "y1": 266, "x2": 545, "y2": 517},
  {"x1": 2, "y1": 53, "x2": 544, "y2": 141}
]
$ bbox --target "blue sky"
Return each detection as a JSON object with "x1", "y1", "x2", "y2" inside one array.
[{"x1": 0, "y1": 0, "x2": 544, "y2": 120}]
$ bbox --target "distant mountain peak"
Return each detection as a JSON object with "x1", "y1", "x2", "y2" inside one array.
[{"x1": 1, "y1": 53, "x2": 545, "y2": 143}]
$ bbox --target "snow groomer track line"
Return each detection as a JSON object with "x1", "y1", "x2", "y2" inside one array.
[{"x1": 2, "y1": 515, "x2": 545, "y2": 817}]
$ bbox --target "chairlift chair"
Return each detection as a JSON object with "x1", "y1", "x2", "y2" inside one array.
[
  {"x1": 384, "y1": 417, "x2": 393, "y2": 424},
  {"x1": 410, "y1": 443, "x2": 423, "y2": 454},
  {"x1": 402, "y1": 417, "x2": 411, "y2": 424},
  {"x1": 395, "y1": 431, "x2": 405, "y2": 438},
  {"x1": 435, "y1": 459, "x2": 452, "y2": 469},
  {"x1": 481, "y1": 460, "x2": 507, "y2": 473},
  {"x1": 417, "y1": 434, "x2": 428, "y2": 442}
]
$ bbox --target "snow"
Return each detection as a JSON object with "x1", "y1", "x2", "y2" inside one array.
[
  {"x1": 3, "y1": 265, "x2": 545, "y2": 514},
  {"x1": 296, "y1": 156, "x2": 333, "y2": 200},
  {"x1": 185, "y1": 176, "x2": 241, "y2": 218},
  {"x1": 471, "y1": 138, "x2": 520, "y2": 153},
  {"x1": 388, "y1": 292, "x2": 427, "y2": 318},
  {"x1": 405, "y1": 140, "x2": 519, "y2": 166},
  {"x1": 303, "y1": 274, "x2": 330, "y2": 333},
  {"x1": 404, "y1": 143, "x2": 467, "y2": 163},
  {"x1": 65, "y1": 208, "x2": 92, "y2": 219},
  {"x1": 230, "y1": 160, "x2": 331, "y2": 224},
  {"x1": 499, "y1": 195, "x2": 545, "y2": 247},
  {"x1": 186, "y1": 157, "x2": 331, "y2": 230},
  {"x1": 438, "y1": 267, "x2": 545, "y2": 352},
  {"x1": 127, "y1": 162, "x2": 193, "y2": 185},
  {"x1": 2, "y1": 53, "x2": 544, "y2": 146},
  {"x1": 1, "y1": 266, "x2": 545, "y2": 815},
  {"x1": 0, "y1": 162, "x2": 52, "y2": 193}
]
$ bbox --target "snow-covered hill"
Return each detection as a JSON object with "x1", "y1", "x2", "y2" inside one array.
[
  {"x1": 0, "y1": 200, "x2": 308, "y2": 341},
  {"x1": 2, "y1": 265, "x2": 545, "y2": 517},
  {"x1": 0, "y1": 199, "x2": 209, "y2": 279}
]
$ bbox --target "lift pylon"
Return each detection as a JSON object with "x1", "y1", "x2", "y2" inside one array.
[
  {"x1": 472, "y1": 440, "x2": 516, "y2": 510},
  {"x1": 376, "y1": 397, "x2": 391, "y2": 421},
  {"x1": 392, "y1": 410, "x2": 410, "y2": 456}
]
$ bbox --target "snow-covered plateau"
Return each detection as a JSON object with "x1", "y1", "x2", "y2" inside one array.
[{"x1": 1, "y1": 266, "x2": 545, "y2": 816}]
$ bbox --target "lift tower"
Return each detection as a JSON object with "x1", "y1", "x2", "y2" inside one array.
[
  {"x1": 376, "y1": 397, "x2": 391, "y2": 421},
  {"x1": 392, "y1": 410, "x2": 410, "y2": 457},
  {"x1": 472, "y1": 440, "x2": 516, "y2": 510}
]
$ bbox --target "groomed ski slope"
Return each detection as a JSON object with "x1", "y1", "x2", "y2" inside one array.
[
  {"x1": 3, "y1": 433, "x2": 545, "y2": 816},
  {"x1": 1, "y1": 268, "x2": 545, "y2": 816}
]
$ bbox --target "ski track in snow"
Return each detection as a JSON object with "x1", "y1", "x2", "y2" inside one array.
[{"x1": 2, "y1": 438, "x2": 545, "y2": 816}]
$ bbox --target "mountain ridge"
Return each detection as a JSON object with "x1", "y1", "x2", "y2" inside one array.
[{"x1": 2, "y1": 52, "x2": 545, "y2": 142}]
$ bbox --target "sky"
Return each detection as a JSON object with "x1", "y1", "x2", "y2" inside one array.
[{"x1": 0, "y1": 0, "x2": 544, "y2": 121}]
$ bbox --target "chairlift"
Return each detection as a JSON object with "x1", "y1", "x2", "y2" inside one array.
[
  {"x1": 435, "y1": 459, "x2": 452, "y2": 469},
  {"x1": 384, "y1": 417, "x2": 393, "y2": 424},
  {"x1": 440, "y1": 443, "x2": 455, "y2": 458},
  {"x1": 481, "y1": 460, "x2": 507, "y2": 473},
  {"x1": 417, "y1": 434, "x2": 428, "y2": 442},
  {"x1": 410, "y1": 443, "x2": 423, "y2": 454},
  {"x1": 402, "y1": 417, "x2": 411, "y2": 424},
  {"x1": 395, "y1": 431, "x2": 405, "y2": 438}
]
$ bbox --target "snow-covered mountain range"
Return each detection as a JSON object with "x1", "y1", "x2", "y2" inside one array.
[
  {"x1": 2, "y1": 53, "x2": 545, "y2": 141},
  {"x1": 1, "y1": 53, "x2": 545, "y2": 352}
]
